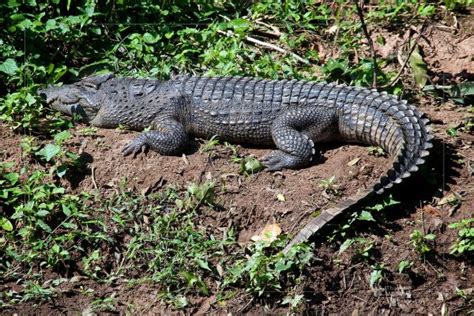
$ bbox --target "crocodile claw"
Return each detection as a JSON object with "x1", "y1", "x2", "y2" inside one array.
[
  {"x1": 122, "y1": 136, "x2": 149, "y2": 157},
  {"x1": 261, "y1": 150, "x2": 304, "y2": 171}
]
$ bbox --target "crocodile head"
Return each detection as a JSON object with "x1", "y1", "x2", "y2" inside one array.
[{"x1": 39, "y1": 74, "x2": 115, "y2": 123}]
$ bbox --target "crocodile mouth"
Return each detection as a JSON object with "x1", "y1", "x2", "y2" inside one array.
[{"x1": 39, "y1": 86, "x2": 93, "y2": 120}]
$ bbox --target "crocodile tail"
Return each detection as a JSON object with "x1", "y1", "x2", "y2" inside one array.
[
  {"x1": 283, "y1": 89, "x2": 433, "y2": 254},
  {"x1": 283, "y1": 188, "x2": 374, "y2": 253}
]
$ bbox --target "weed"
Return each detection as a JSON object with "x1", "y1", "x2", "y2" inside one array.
[
  {"x1": 398, "y1": 260, "x2": 413, "y2": 273},
  {"x1": 338, "y1": 237, "x2": 374, "y2": 262},
  {"x1": 319, "y1": 175, "x2": 339, "y2": 196},
  {"x1": 223, "y1": 236, "x2": 313, "y2": 297},
  {"x1": 186, "y1": 181, "x2": 216, "y2": 207},
  {"x1": 367, "y1": 146, "x2": 386, "y2": 157},
  {"x1": 77, "y1": 127, "x2": 99, "y2": 136},
  {"x1": 410, "y1": 229, "x2": 436, "y2": 256},
  {"x1": 369, "y1": 263, "x2": 386, "y2": 288},
  {"x1": 238, "y1": 156, "x2": 265, "y2": 176},
  {"x1": 449, "y1": 218, "x2": 474, "y2": 255},
  {"x1": 199, "y1": 135, "x2": 221, "y2": 154}
]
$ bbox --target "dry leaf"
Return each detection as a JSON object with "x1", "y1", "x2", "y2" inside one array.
[
  {"x1": 250, "y1": 223, "x2": 282, "y2": 243},
  {"x1": 347, "y1": 157, "x2": 361, "y2": 166},
  {"x1": 276, "y1": 193, "x2": 285, "y2": 202}
]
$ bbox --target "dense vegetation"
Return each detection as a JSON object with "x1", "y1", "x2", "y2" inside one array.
[{"x1": 1, "y1": 0, "x2": 472, "y2": 313}]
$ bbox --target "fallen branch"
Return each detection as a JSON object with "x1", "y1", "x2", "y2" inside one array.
[
  {"x1": 355, "y1": 1, "x2": 378, "y2": 88},
  {"x1": 217, "y1": 30, "x2": 310, "y2": 65}
]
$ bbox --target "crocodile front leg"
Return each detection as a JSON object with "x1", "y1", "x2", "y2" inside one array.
[
  {"x1": 122, "y1": 117, "x2": 189, "y2": 156},
  {"x1": 263, "y1": 107, "x2": 337, "y2": 171}
]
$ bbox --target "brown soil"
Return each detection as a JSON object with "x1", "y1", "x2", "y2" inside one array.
[{"x1": 1, "y1": 13, "x2": 473, "y2": 315}]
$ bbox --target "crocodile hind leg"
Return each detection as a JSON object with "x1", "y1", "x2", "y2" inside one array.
[
  {"x1": 262, "y1": 107, "x2": 337, "y2": 171},
  {"x1": 122, "y1": 117, "x2": 189, "y2": 156}
]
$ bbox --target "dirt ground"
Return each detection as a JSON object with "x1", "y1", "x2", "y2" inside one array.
[{"x1": 1, "y1": 13, "x2": 473, "y2": 315}]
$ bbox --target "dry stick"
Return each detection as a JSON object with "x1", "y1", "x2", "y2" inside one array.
[
  {"x1": 380, "y1": 39, "x2": 418, "y2": 88},
  {"x1": 355, "y1": 1, "x2": 378, "y2": 88},
  {"x1": 217, "y1": 30, "x2": 310, "y2": 65},
  {"x1": 91, "y1": 165, "x2": 98, "y2": 190}
]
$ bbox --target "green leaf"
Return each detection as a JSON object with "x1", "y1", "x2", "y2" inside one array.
[
  {"x1": 241, "y1": 156, "x2": 264, "y2": 175},
  {"x1": 36, "y1": 219, "x2": 52, "y2": 233},
  {"x1": 281, "y1": 294, "x2": 304, "y2": 308},
  {"x1": 0, "y1": 58, "x2": 19, "y2": 75},
  {"x1": 143, "y1": 32, "x2": 158, "y2": 44},
  {"x1": 37, "y1": 210, "x2": 50, "y2": 217},
  {"x1": 56, "y1": 165, "x2": 68, "y2": 177},
  {"x1": 451, "y1": 81, "x2": 474, "y2": 98},
  {"x1": 62, "y1": 204, "x2": 71, "y2": 216},
  {"x1": 338, "y1": 238, "x2": 354, "y2": 255},
  {"x1": 370, "y1": 268, "x2": 383, "y2": 287},
  {"x1": 53, "y1": 131, "x2": 71, "y2": 144},
  {"x1": 0, "y1": 217, "x2": 13, "y2": 231},
  {"x1": 408, "y1": 41, "x2": 428, "y2": 89},
  {"x1": 36, "y1": 144, "x2": 61, "y2": 162},
  {"x1": 229, "y1": 18, "x2": 251, "y2": 32},
  {"x1": 398, "y1": 260, "x2": 411, "y2": 273},
  {"x1": 424, "y1": 233, "x2": 436, "y2": 241},
  {"x1": 195, "y1": 258, "x2": 211, "y2": 271},
  {"x1": 358, "y1": 210, "x2": 375, "y2": 221},
  {"x1": 4, "y1": 172, "x2": 19, "y2": 185}
]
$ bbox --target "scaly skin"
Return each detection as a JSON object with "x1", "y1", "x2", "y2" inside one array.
[{"x1": 39, "y1": 74, "x2": 433, "y2": 251}]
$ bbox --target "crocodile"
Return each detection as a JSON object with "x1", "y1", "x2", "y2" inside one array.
[{"x1": 39, "y1": 73, "x2": 432, "y2": 252}]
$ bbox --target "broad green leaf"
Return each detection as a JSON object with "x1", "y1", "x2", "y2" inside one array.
[
  {"x1": 36, "y1": 210, "x2": 50, "y2": 217},
  {"x1": 36, "y1": 144, "x2": 61, "y2": 162},
  {"x1": 0, "y1": 58, "x2": 19, "y2": 75},
  {"x1": 451, "y1": 81, "x2": 474, "y2": 98},
  {"x1": 398, "y1": 260, "x2": 411, "y2": 273},
  {"x1": 143, "y1": 32, "x2": 158, "y2": 44},
  {"x1": 62, "y1": 204, "x2": 71, "y2": 216},
  {"x1": 0, "y1": 217, "x2": 13, "y2": 231},
  {"x1": 358, "y1": 210, "x2": 375, "y2": 221},
  {"x1": 408, "y1": 41, "x2": 428, "y2": 89},
  {"x1": 53, "y1": 130, "x2": 71, "y2": 144},
  {"x1": 36, "y1": 219, "x2": 52, "y2": 233},
  {"x1": 370, "y1": 268, "x2": 383, "y2": 287},
  {"x1": 229, "y1": 18, "x2": 251, "y2": 32},
  {"x1": 4, "y1": 172, "x2": 19, "y2": 185},
  {"x1": 338, "y1": 238, "x2": 354, "y2": 254}
]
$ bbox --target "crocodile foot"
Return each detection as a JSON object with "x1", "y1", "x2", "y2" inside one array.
[
  {"x1": 261, "y1": 150, "x2": 307, "y2": 171},
  {"x1": 122, "y1": 135, "x2": 149, "y2": 157}
]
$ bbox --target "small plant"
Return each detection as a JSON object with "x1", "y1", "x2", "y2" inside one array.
[
  {"x1": 238, "y1": 156, "x2": 265, "y2": 176},
  {"x1": 319, "y1": 175, "x2": 339, "y2": 196},
  {"x1": 410, "y1": 229, "x2": 436, "y2": 255},
  {"x1": 186, "y1": 181, "x2": 216, "y2": 207},
  {"x1": 398, "y1": 260, "x2": 412, "y2": 273},
  {"x1": 338, "y1": 237, "x2": 374, "y2": 262},
  {"x1": 77, "y1": 127, "x2": 98, "y2": 136},
  {"x1": 33, "y1": 131, "x2": 83, "y2": 178},
  {"x1": 367, "y1": 146, "x2": 386, "y2": 157},
  {"x1": 199, "y1": 135, "x2": 221, "y2": 154},
  {"x1": 449, "y1": 218, "x2": 474, "y2": 255},
  {"x1": 369, "y1": 263, "x2": 386, "y2": 288},
  {"x1": 281, "y1": 293, "x2": 305, "y2": 309},
  {"x1": 223, "y1": 236, "x2": 313, "y2": 297}
]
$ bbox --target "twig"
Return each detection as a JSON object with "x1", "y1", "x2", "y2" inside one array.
[
  {"x1": 355, "y1": 1, "x2": 378, "y2": 88},
  {"x1": 217, "y1": 30, "x2": 310, "y2": 65},
  {"x1": 254, "y1": 19, "x2": 282, "y2": 37},
  {"x1": 381, "y1": 25, "x2": 425, "y2": 88},
  {"x1": 381, "y1": 40, "x2": 417, "y2": 88},
  {"x1": 91, "y1": 165, "x2": 98, "y2": 190}
]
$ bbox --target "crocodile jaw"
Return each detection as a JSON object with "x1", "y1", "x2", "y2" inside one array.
[{"x1": 39, "y1": 85, "x2": 98, "y2": 121}]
